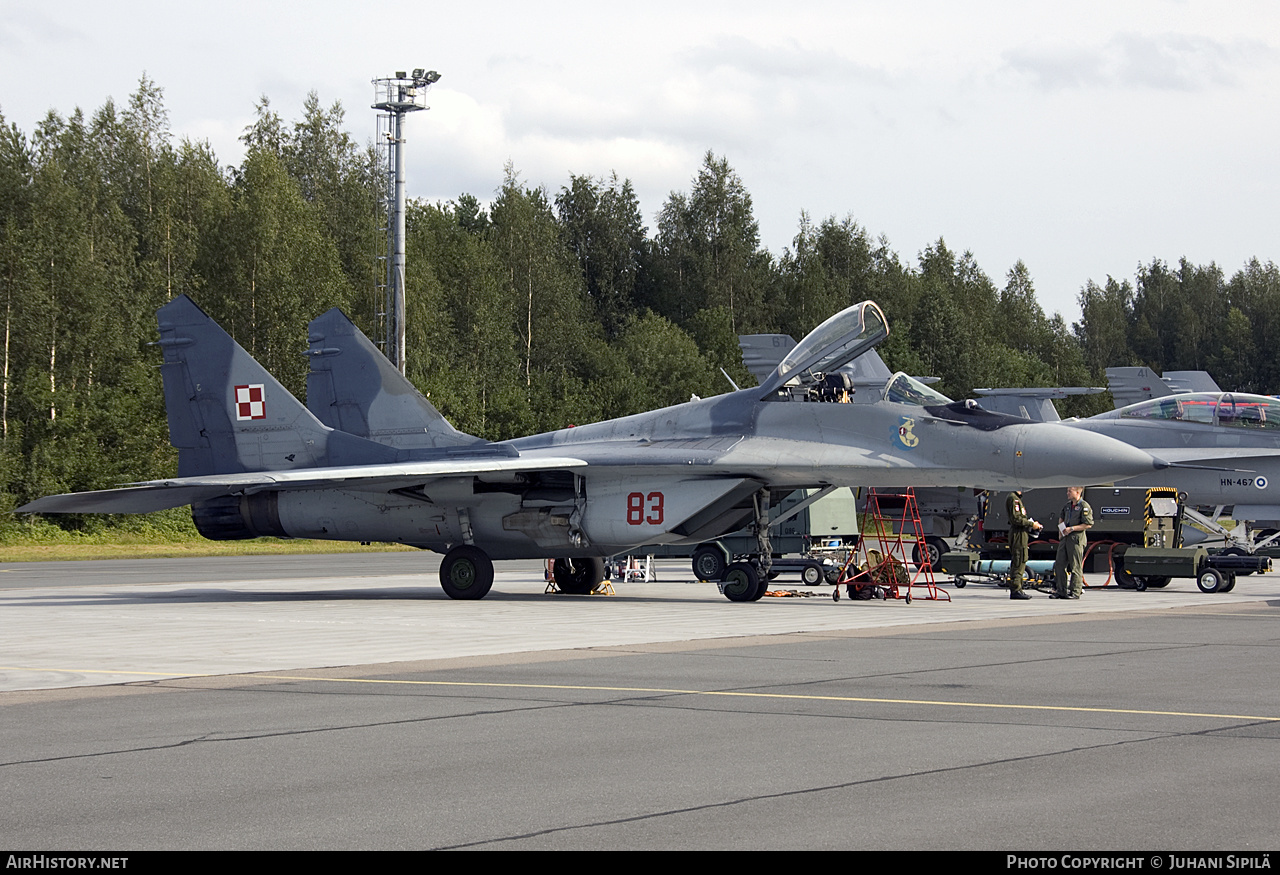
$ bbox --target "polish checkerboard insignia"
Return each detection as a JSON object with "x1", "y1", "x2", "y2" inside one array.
[{"x1": 234, "y1": 384, "x2": 266, "y2": 421}]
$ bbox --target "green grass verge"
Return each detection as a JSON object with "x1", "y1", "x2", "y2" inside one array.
[{"x1": 0, "y1": 509, "x2": 417, "y2": 563}]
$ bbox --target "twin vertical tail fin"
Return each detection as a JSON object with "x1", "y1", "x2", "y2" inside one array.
[
  {"x1": 157, "y1": 296, "x2": 397, "y2": 477},
  {"x1": 306, "y1": 308, "x2": 487, "y2": 453}
]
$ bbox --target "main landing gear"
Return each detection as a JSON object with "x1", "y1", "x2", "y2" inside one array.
[
  {"x1": 439, "y1": 545, "x2": 494, "y2": 600},
  {"x1": 438, "y1": 547, "x2": 611, "y2": 600},
  {"x1": 552, "y1": 557, "x2": 607, "y2": 595}
]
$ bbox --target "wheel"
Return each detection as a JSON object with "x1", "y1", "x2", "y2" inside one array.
[
  {"x1": 1113, "y1": 562, "x2": 1139, "y2": 589},
  {"x1": 912, "y1": 537, "x2": 946, "y2": 568},
  {"x1": 954, "y1": 578, "x2": 967, "y2": 589},
  {"x1": 691, "y1": 545, "x2": 728, "y2": 581},
  {"x1": 1197, "y1": 568, "x2": 1224, "y2": 593},
  {"x1": 1134, "y1": 576, "x2": 1147, "y2": 592},
  {"x1": 1220, "y1": 572, "x2": 1237, "y2": 593},
  {"x1": 722, "y1": 562, "x2": 760, "y2": 602},
  {"x1": 1144, "y1": 576, "x2": 1172, "y2": 589},
  {"x1": 553, "y1": 557, "x2": 606, "y2": 594},
  {"x1": 825, "y1": 568, "x2": 842, "y2": 585},
  {"x1": 439, "y1": 545, "x2": 494, "y2": 600},
  {"x1": 801, "y1": 564, "x2": 823, "y2": 586},
  {"x1": 766, "y1": 570, "x2": 781, "y2": 581},
  {"x1": 832, "y1": 586, "x2": 841, "y2": 602}
]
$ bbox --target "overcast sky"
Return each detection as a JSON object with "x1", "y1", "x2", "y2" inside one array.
[{"x1": 2, "y1": 0, "x2": 1276, "y2": 322}]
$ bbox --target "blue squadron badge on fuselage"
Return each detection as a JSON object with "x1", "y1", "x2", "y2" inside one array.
[{"x1": 897, "y1": 416, "x2": 919, "y2": 449}]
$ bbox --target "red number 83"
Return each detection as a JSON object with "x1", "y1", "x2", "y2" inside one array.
[{"x1": 626, "y1": 492, "x2": 664, "y2": 525}]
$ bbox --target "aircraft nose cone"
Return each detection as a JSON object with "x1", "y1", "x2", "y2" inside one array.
[{"x1": 1015, "y1": 425, "x2": 1157, "y2": 487}]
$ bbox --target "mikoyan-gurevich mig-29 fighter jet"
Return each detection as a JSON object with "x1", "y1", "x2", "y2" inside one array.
[{"x1": 20, "y1": 296, "x2": 1163, "y2": 601}]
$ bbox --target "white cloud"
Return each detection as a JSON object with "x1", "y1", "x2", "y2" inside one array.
[{"x1": 1003, "y1": 32, "x2": 1274, "y2": 92}]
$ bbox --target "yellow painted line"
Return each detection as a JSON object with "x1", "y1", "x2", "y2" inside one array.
[
  {"x1": 5, "y1": 668, "x2": 1277, "y2": 723},
  {"x1": 242, "y1": 673, "x2": 1280, "y2": 723}
]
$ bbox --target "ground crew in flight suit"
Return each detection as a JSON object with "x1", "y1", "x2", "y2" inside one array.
[
  {"x1": 1006, "y1": 489, "x2": 1041, "y2": 600},
  {"x1": 1053, "y1": 486, "x2": 1093, "y2": 599}
]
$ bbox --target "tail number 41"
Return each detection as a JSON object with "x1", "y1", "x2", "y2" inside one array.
[{"x1": 627, "y1": 492, "x2": 665, "y2": 525}]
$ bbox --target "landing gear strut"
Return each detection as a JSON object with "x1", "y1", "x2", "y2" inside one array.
[{"x1": 719, "y1": 489, "x2": 773, "y2": 602}]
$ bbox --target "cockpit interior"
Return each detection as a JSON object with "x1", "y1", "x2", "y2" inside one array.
[{"x1": 1097, "y1": 393, "x2": 1280, "y2": 429}]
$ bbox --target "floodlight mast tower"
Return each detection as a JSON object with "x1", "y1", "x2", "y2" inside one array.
[{"x1": 372, "y1": 69, "x2": 439, "y2": 374}]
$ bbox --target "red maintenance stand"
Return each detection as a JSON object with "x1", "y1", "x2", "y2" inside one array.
[{"x1": 834, "y1": 488, "x2": 951, "y2": 603}]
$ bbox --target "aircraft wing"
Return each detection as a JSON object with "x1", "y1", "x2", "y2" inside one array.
[{"x1": 17, "y1": 456, "x2": 589, "y2": 515}]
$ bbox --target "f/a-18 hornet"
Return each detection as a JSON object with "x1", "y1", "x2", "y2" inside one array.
[
  {"x1": 977, "y1": 374, "x2": 1280, "y2": 550},
  {"x1": 20, "y1": 296, "x2": 1161, "y2": 601}
]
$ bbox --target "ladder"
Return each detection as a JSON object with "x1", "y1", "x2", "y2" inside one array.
[{"x1": 842, "y1": 487, "x2": 950, "y2": 602}]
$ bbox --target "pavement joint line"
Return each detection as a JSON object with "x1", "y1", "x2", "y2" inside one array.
[
  {"x1": 122, "y1": 670, "x2": 1280, "y2": 723},
  {"x1": 0, "y1": 667, "x2": 208, "y2": 678}
]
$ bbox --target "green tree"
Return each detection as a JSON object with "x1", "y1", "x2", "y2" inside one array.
[
  {"x1": 555, "y1": 172, "x2": 646, "y2": 338},
  {"x1": 202, "y1": 145, "x2": 348, "y2": 395},
  {"x1": 284, "y1": 92, "x2": 380, "y2": 303},
  {"x1": 650, "y1": 152, "x2": 769, "y2": 333},
  {"x1": 404, "y1": 197, "x2": 522, "y2": 438},
  {"x1": 491, "y1": 168, "x2": 607, "y2": 433},
  {"x1": 599, "y1": 312, "x2": 717, "y2": 417},
  {"x1": 1224, "y1": 259, "x2": 1280, "y2": 392},
  {"x1": 1074, "y1": 277, "x2": 1135, "y2": 379}
]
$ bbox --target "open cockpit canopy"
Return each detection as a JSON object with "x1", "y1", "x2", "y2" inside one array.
[
  {"x1": 758, "y1": 301, "x2": 889, "y2": 397},
  {"x1": 1096, "y1": 392, "x2": 1280, "y2": 429}
]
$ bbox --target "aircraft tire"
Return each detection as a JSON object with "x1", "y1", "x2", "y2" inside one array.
[
  {"x1": 553, "y1": 557, "x2": 606, "y2": 595},
  {"x1": 691, "y1": 545, "x2": 728, "y2": 581},
  {"x1": 722, "y1": 562, "x2": 759, "y2": 602},
  {"x1": 439, "y1": 546, "x2": 494, "y2": 600},
  {"x1": 911, "y1": 537, "x2": 947, "y2": 569},
  {"x1": 1196, "y1": 568, "x2": 1224, "y2": 593}
]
